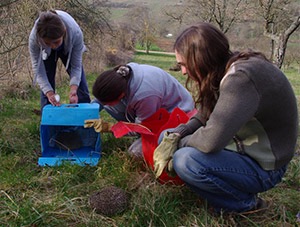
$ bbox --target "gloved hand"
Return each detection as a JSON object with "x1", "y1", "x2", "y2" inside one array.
[
  {"x1": 153, "y1": 132, "x2": 180, "y2": 178},
  {"x1": 84, "y1": 119, "x2": 113, "y2": 133}
]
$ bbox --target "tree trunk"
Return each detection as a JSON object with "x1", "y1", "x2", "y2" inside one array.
[{"x1": 275, "y1": 16, "x2": 300, "y2": 68}]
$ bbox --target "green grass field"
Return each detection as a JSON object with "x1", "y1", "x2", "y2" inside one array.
[{"x1": 0, "y1": 51, "x2": 299, "y2": 226}]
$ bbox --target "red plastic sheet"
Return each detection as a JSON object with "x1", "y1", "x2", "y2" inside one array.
[{"x1": 111, "y1": 107, "x2": 196, "y2": 185}]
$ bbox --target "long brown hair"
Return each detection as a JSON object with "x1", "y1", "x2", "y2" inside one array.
[
  {"x1": 36, "y1": 10, "x2": 65, "y2": 40},
  {"x1": 174, "y1": 23, "x2": 270, "y2": 120},
  {"x1": 175, "y1": 22, "x2": 233, "y2": 119}
]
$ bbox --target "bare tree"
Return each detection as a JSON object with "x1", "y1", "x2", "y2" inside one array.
[
  {"x1": 62, "y1": 0, "x2": 112, "y2": 37},
  {"x1": 164, "y1": 0, "x2": 299, "y2": 68},
  {"x1": 0, "y1": 0, "x2": 31, "y2": 84},
  {"x1": 125, "y1": 6, "x2": 157, "y2": 54},
  {"x1": 258, "y1": 0, "x2": 300, "y2": 68},
  {"x1": 164, "y1": 0, "x2": 251, "y2": 33},
  {"x1": 0, "y1": 0, "x2": 111, "y2": 94}
]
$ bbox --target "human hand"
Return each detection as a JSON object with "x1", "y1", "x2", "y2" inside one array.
[
  {"x1": 69, "y1": 85, "x2": 78, "y2": 104},
  {"x1": 153, "y1": 132, "x2": 180, "y2": 178},
  {"x1": 46, "y1": 91, "x2": 60, "y2": 106},
  {"x1": 84, "y1": 119, "x2": 113, "y2": 133}
]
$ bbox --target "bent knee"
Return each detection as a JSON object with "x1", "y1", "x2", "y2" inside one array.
[{"x1": 173, "y1": 147, "x2": 204, "y2": 174}]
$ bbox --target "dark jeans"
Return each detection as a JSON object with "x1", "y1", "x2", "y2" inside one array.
[
  {"x1": 173, "y1": 147, "x2": 287, "y2": 213},
  {"x1": 40, "y1": 48, "x2": 91, "y2": 110},
  {"x1": 157, "y1": 129, "x2": 287, "y2": 213}
]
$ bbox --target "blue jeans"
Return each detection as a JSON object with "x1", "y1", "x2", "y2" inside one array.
[
  {"x1": 40, "y1": 45, "x2": 90, "y2": 109},
  {"x1": 172, "y1": 146, "x2": 287, "y2": 212}
]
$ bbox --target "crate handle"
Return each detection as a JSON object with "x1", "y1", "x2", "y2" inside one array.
[
  {"x1": 63, "y1": 159, "x2": 77, "y2": 162},
  {"x1": 64, "y1": 104, "x2": 79, "y2": 108}
]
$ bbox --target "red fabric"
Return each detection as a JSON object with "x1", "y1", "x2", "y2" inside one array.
[
  {"x1": 111, "y1": 107, "x2": 196, "y2": 185},
  {"x1": 111, "y1": 121, "x2": 153, "y2": 138}
]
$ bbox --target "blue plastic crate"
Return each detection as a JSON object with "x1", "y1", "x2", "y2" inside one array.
[{"x1": 38, "y1": 103, "x2": 101, "y2": 166}]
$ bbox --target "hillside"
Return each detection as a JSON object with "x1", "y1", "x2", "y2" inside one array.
[
  {"x1": 106, "y1": 0, "x2": 299, "y2": 60},
  {"x1": 107, "y1": 0, "x2": 182, "y2": 33},
  {"x1": 106, "y1": 0, "x2": 181, "y2": 10}
]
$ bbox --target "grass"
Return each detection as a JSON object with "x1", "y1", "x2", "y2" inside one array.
[
  {"x1": 134, "y1": 43, "x2": 164, "y2": 52},
  {"x1": 0, "y1": 51, "x2": 300, "y2": 226}
]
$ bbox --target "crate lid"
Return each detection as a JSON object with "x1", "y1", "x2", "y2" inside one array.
[{"x1": 41, "y1": 103, "x2": 100, "y2": 126}]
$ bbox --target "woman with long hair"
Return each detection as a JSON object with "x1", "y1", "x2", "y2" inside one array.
[{"x1": 154, "y1": 22, "x2": 298, "y2": 213}]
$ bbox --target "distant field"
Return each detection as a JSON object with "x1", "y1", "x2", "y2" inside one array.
[
  {"x1": 108, "y1": 0, "x2": 177, "y2": 17},
  {"x1": 107, "y1": 0, "x2": 300, "y2": 63},
  {"x1": 132, "y1": 51, "x2": 186, "y2": 85},
  {"x1": 108, "y1": 0, "x2": 182, "y2": 35}
]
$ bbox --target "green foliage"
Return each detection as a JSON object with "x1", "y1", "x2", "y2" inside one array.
[{"x1": 0, "y1": 52, "x2": 299, "y2": 226}]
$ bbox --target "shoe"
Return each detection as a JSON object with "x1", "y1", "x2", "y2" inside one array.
[
  {"x1": 241, "y1": 197, "x2": 270, "y2": 215},
  {"x1": 255, "y1": 197, "x2": 269, "y2": 210}
]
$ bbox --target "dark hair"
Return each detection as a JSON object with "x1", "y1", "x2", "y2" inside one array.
[
  {"x1": 92, "y1": 65, "x2": 131, "y2": 103},
  {"x1": 36, "y1": 10, "x2": 65, "y2": 40},
  {"x1": 174, "y1": 22, "x2": 233, "y2": 118}
]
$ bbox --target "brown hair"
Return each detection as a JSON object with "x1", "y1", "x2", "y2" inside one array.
[
  {"x1": 174, "y1": 22, "x2": 233, "y2": 119},
  {"x1": 174, "y1": 23, "x2": 232, "y2": 118},
  {"x1": 174, "y1": 23, "x2": 269, "y2": 120},
  {"x1": 36, "y1": 10, "x2": 65, "y2": 40},
  {"x1": 92, "y1": 65, "x2": 131, "y2": 103}
]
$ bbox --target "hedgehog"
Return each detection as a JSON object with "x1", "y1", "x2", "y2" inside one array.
[{"x1": 89, "y1": 186, "x2": 129, "y2": 216}]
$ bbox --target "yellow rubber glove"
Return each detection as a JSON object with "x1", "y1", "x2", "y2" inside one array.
[
  {"x1": 84, "y1": 119, "x2": 113, "y2": 133},
  {"x1": 153, "y1": 132, "x2": 180, "y2": 178}
]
